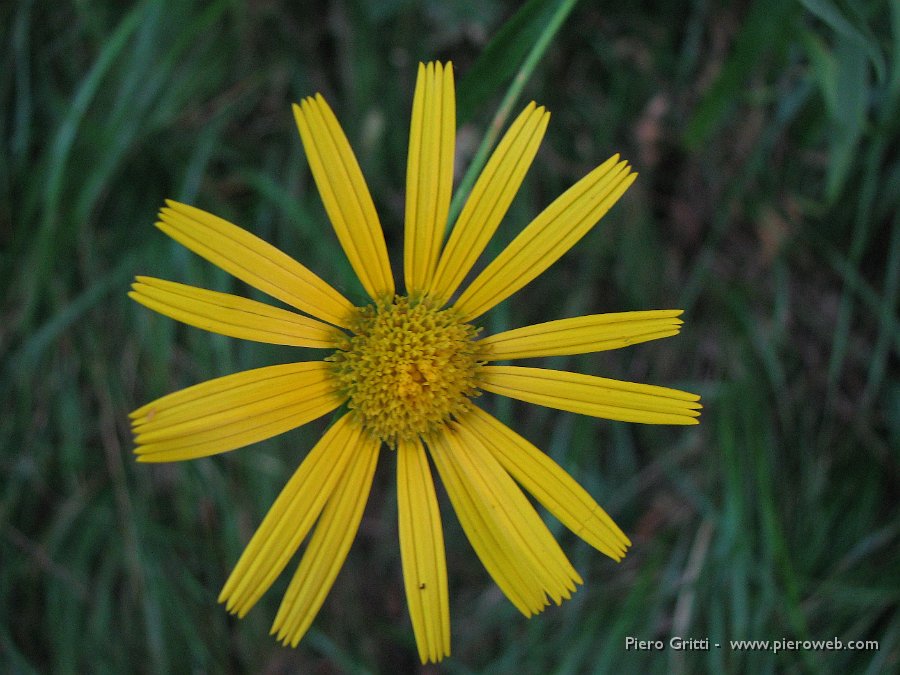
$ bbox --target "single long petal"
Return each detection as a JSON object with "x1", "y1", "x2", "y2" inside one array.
[
  {"x1": 429, "y1": 102, "x2": 549, "y2": 304},
  {"x1": 397, "y1": 438, "x2": 450, "y2": 663},
  {"x1": 293, "y1": 95, "x2": 394, "y2": 300},
  {"x1": 131, "y1": 362, "x2": 344, "y2": 462},
  {"x1": 428, "y1": 429, "x2": 543, "y2": 615},
  {"x1": 463, "y1": 406, "x2": 630, "y2": 560},
  {"x1": 429, "y1": 423, "x2": 582, "y2": 617},
  {"x1": 218, "y1": 414, "x2": 363, "y2": 617},
  {"x1": 130, "y1": 276, "x2": 343, "y2": 348},
  {"x1": 478, "y1": 365, "x2": 702, "y2": 425},
  {"x1": 405, "y1": 62, "x2": 455, "y2": 295},
  {"x1": 271, "y1": 430, "x2": 380, "y2": 647},
  {"x1": 453, "y1": 156, "x2": 637, "y2": 321},
  {"x1": 478, "y1": 310, "x2": 683, "y2": 361},
  {"x1": 156, "y1": 201, "x2": 354, "y2": 328}
]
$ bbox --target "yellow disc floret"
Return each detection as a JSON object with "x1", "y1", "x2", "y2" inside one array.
[{"x1": 329, "y1": 296, "x2": 482, "y2": 446}]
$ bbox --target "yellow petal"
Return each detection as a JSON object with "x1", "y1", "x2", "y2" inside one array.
[
  {"x1": 271, "y1": 430, "x2": 380, "y2": 647},
  {"x1": 218, "y1": 414, "x2": 362, "y2": 617},
  {"x1": 454, "y1": 156, "x2": 637, "y2": 321},
  {"x1": 131, "y1": 362, "x2": 344, "y2": 461},
  {"x1": 397, "y1": 438, "x2": 450, "y2": 663},
  {"x1": 130, "y1": 276, "x2": 342, "y2": 348},
  {"x1": 428, "y1": 429, "x2": 543, "y2": 615},
  {"x1": 293, "y1": 95, "x2": 394, "y2": 300},
  {"x1": 156, "y1": 201, "x2": 354, "y2": 328},
  {"x1": 429, "y1": 423, "x2": 581, "y2": 617},
  {"x1": 478, "y1": 365, "x2": 702, "y2": 425},
  {"x1": 405, "y1": 62, "x2": 455, "y2": 295},
  {"x1": 479, "y1": 310, "x2": 684, "y2": 360},
  {"x1": 429, "y1": 102, "x2": 549, "y2": 304},
  {"x1": 463, "y1": 406, "x2": 631, "y2": 560}
]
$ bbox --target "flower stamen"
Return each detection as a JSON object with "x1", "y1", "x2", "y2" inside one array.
[{"x1": 329, "y1": 296, "x2": 481, "y2": 446}]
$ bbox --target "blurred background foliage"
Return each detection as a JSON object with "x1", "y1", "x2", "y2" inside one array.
[{"x1": 1, "y1": 0, "x2": 898, "y2": 672}]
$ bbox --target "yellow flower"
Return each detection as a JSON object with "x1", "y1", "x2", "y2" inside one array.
[{"x1": 130, "y1": 61, "x2": 701, "y2": 663}]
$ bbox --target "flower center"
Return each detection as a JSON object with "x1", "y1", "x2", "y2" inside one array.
[{"x1": 329, "y1": 296, "x2": 481, "y2": 446}]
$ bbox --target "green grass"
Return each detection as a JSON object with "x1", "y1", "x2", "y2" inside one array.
[{"x1": 2, "y1": 0, "x2": 898, "y2": 672}]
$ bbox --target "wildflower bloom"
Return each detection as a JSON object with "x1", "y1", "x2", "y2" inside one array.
[{"x1": 130, "y1": 61, "x2": 701, "y2": 662}]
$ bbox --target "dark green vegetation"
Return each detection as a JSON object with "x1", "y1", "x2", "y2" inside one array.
[{"x1": 2, "y1": 0, "x2": 897, "y2": 672}]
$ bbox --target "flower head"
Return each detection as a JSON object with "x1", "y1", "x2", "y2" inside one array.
[{"x1": 130, "y1": 61, "x2": 701, "y2": 663}]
